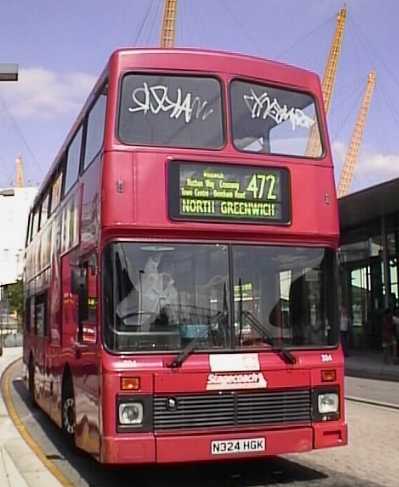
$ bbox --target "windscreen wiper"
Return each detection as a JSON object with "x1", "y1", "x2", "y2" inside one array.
[
  {"x1": 241, "y1": 310, "x2": 274, "y2": 346},
  {"x1": 167, "y1": 292, "x2": 230, "y2": 369},
  {"x1": 242, "y1": 311, "x2": 296, "y2": 364},
  {"x1": 167, "y1": 337, "x2": 199, "y2": 369},
  {"x1": 271, "y1": 345, "x2": 297, "y2": 364}
]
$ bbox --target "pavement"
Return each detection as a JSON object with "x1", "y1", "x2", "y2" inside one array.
[
  {"x1": 345, "y1": 349, "x2": 399, "y2": 382},
  {"x1": 297, "y1": 400, "x2": 399, "y2": 486},
  {"x1": 0, "y1": 347, "x2": 62, "y2": 487},
  {"x1": 345, "y1": 376, "x2": 399, "y2": 409}
]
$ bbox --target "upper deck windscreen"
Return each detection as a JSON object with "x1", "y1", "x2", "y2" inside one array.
[
  {"x1": 118, "y1": 74, "x2": 224, "y2": 149},
  {"x1": 231, "y1": 80, "x2": 323, "y2": 158}
]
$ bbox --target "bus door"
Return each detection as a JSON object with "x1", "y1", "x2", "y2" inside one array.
[{"x1": 72, "y1": 254, "x2": 100, "y2": 455}]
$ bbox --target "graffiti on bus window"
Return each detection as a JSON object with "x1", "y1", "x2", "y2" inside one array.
[
  {"x1": 243, "y1": 88, "x2": 315, "y2": 130},
  {"x1": 128, "y1": 83, "x2": 215, "y2": 123}
]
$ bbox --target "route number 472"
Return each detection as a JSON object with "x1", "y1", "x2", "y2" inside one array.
[{"x1": 246, "y1": 174, "x2": 277, "y2": 200}]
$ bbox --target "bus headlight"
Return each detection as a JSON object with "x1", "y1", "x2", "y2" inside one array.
[
  {"x1": 318, "y1": 392, "x2": 339, "y2": 414},
  {"x1": 118, "y1": 402, "x2": 144, "y2": 425}
]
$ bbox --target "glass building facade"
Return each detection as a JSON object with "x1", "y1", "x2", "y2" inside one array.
[{"x1": 339, "y1": 178, "x2": 399, "y2": 351}]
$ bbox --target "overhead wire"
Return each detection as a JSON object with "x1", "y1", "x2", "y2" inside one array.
[
  {"x1": 177, "y1": 0, "x2": 184, "y2": 46},
  {"x1": 190, "y1": 0, "x2": 211, "y2": 49},
  {"x1": 132, "y1": 0, "x2": 156, "y2": 46},
  {"x1": 147, "y1": 0, "x2": 163, "y2": 47},
  {"x1": 331, "y1": 74, "x2": 365, "y2": 109},
  {"x1": 143, "y1": 0, "x2": 157, "y2": 46},
  {"x1": 350, "y1": 16, "x2": 399, "y2": 89},
  {"x1": 0, "y1": 94, "x2": 43, "y2": 175},
  {"x1": 219, "y1": 0, "x2": 266, "y2": 56},
  {"x1": 346, "y1": 14, "x2": 399, "y2": 187},
  {"x1": 144, "y1": 0, "x2": 160, "y2": 46},
  {"x1": 0, "y1": 153, "x2": 14, "y2": 187},
  {"x1": 379, "y1": 80, "x2": 399, "y2": 129},
  {"x1": 370, "y1": 80, "x2": 399, "y2": 170},
  {"x1": 344, "y1": 22, "x2": 366, "y2": 78},
  {"x1": 276, "y1": 13, "x2": 335, "y2": 61},
  {"x1": 349, "y1": 15, "x2": 399, "y2": 118},
  {"x1": 329, "y1": 83, "x2": 365, "y2": 142}
]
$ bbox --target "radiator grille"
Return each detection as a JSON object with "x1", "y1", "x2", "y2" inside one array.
[{"x1": 154, "y1": 389, "x2": 311, "y2": 431}]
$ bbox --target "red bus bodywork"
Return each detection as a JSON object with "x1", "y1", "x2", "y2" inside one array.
[{"x1": 23, "y1": 48, "x2": 347, "y2": 464}]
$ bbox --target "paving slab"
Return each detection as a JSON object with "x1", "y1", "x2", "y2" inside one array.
[
  {"x1": 0, "y1": 445, "x2": 29, "y2": 487},
  {"x1": 0, "y1": 348, "x2": 63, "y2": 487}
]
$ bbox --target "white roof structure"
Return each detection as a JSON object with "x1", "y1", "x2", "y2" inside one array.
[{"x1": 0, "y1": 186, "x2": 37, "y2": 286}]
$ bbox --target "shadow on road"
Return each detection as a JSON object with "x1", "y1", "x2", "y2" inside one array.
[{"x1": 11, "y1": 361, "x2": 330, "y2": 487}]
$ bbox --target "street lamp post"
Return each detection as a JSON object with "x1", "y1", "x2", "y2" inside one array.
[
  {"x1": 0, "y1": 64, "x2": 18, "y2": 81},
  {"x1": 0, "y1": 288, "x2": 3, "y2": 356},
  {"x1": 0, "y1": 62, "x2": 18, "y2": 354}
]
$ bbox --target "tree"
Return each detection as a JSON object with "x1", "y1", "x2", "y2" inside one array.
[{"x1": 4, "y1": 280, "x2": 24, "y2": 328}]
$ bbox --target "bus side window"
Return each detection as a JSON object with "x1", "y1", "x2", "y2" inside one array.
[
  {"x1": 26, "y1": 212, "x2": 32, "y2": 247},
  {"x1": 64, "y1": 126, "x2": 83, "y2": 195},
  {"x1": 25, "y1": 297, "x2": 31, "y2": 333},
  {"x1": 83, "y1": 88, "x2": 107, "y2": 170},
  {"x1": 51, "y1": 165, "x2": 64, "y2": 214},
  {"x1": 34, "y1": 293, "x2": 48, "y2": 337}
]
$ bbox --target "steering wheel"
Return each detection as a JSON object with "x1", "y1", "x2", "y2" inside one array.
[
  {"x1": 119, "y1": 311, "x2": 156, "y2": 326},
  {"x1": 241, "y1": 337, "x2": 265, "y2": 346}
]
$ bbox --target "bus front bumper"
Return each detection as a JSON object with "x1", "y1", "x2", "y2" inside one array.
[{"x1": 101, "y1": 422, "x2": 347, "y2": 464}]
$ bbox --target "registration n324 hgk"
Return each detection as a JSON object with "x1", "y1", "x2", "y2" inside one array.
[{"x1": 211, "y1": 437, "x2": 265, "y2": 455}]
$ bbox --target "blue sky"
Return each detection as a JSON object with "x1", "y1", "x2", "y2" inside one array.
[{"x1": 0, "y1": 0, "x2": 398, "y2": 193}]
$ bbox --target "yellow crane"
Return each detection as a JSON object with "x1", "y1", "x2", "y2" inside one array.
[
  {"x1": 337, "y1": 70, "x2": 376, "y2": 197},
  {"x1": 307, "y1": 7, "x2": 347, "y2": 157},
  {"x1": 15, "y1": 154, "x2": 25, "y2": 188},
  {"x1": 321, "y1": 7, "x2": 347, "y2": 113},
  {"x1": 160, "y1": 0, "x2": 178, "y2": 48}
]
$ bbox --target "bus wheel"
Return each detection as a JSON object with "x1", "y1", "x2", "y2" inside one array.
[
  {"x1": 28, "y1": 359, "x2": 37, "y2": 407},
  {"x1": 62, "y1": 377, "x2": 75, "y2": 441}
]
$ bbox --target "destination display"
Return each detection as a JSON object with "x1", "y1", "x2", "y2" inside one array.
[{"x1": 168, "y1": 162, "x2": 290, "y2": 224}]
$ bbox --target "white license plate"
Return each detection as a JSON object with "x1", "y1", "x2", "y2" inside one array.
[{"x1": 211, "y1": 437, "x2": 265, "y2": 455}]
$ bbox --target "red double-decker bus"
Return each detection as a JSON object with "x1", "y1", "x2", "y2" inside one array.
[{"x1": 23, "y1": 48, "x2": 347, "y2": 464}]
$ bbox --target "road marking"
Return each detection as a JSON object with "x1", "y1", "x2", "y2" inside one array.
[
  {"x1": 345, "y1": 395, "x2": 399, "y2": 411},
  {"x1": 1, "y1": 359, "x2": 74, "y2": 487}
]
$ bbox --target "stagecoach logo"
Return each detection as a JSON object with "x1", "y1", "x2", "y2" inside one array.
[{"x1": 206, "y1": 372, "x2": 267, "y2": 390}]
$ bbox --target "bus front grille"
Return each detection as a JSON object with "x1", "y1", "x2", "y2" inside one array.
[{"x1": 153, "y1": 389, "x2": 311, "y2": 431}]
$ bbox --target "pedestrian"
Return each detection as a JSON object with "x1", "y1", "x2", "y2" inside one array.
[
  {"x1": 392, "y1": 307, "x2": 399, "y2": 364},
  {"x1": 340, "y1": 305, "x2": 350, "y2": 357},
  {"x1": 382, "y1": 309, "x2": 397, "y2": 364}
]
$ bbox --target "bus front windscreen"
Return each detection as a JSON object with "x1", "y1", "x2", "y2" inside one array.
[
  {"x1": 103, "y1": 243, "x2": 338, "y2": 353},
  {"x1": 231, "y1": 80, "x2": 323, "y2": 158},
  {"x1": 118, "y1": 74, "x2": 224, "y2": 149}
]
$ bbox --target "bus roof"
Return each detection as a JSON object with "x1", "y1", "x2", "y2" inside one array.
[{"x1": 110, "y1": 47, "x2": 320, "y2": 87}]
